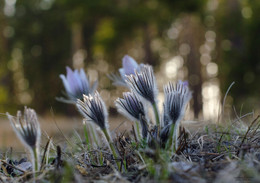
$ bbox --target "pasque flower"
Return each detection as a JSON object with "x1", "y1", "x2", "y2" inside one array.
[
  {"x1": 76, "y1": 91, "x2": 120, "y2": 168},
  {"x1": 76, "y1": 91, "x2": 108, "y2": 130},
  {"x1": 126, "y1": 65, "x2": 160, "y2": 126},
  {"x1": 7, "y1": 107, "x2": 41, "y2": 172},
  {"x1": 58, "y1": 66, "x2": 98, "y2": 103},
  {"x1": 119, "y1": 55, "x2": 142, "y2": 80},
  {"x1": 161, "y1": 81, "x2": 192, "y2": 149},
  {"x1": 126, "y1": 65, "x2": 158, "y2": 104},
  {"x1": 115, "y1": 92, "x2": 148, "y2": 138},
  {"x1": 108, "y1": 55, "x2": 143, "y2": 87},
  {"x1": 163, "y1": 81, "x2": 192, "y2": 124}
]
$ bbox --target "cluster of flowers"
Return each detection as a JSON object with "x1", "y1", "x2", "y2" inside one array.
[
  {"x1": 6, "y1": 55, "x2": 192, "y2": 172},
  {"x1": 60, "y1": 55, "x2": 192, "y2": 151}
]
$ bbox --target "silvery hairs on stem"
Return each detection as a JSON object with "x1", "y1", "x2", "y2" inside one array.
[
  {"x1": 76, "y1": 91, "x2": 108, "y2": 130},
  {"x1": 7, "y1": 107, "x2": 41, "y2": 151},
  {"x1": 58, "y1": 66, "x2": 98, "y2": 104},
  {"x1": 126, "y1": 64, "x2": 158, "y2": 105},
  {"x1": 108, "y1": 55, "x2": 143, "y2": 87},
  {"x1": 115, "y1": 92, "x2": 148, "y2": 138}
]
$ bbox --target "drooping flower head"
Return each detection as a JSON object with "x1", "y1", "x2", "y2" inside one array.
[
  {"x1": 108, "y1": 55, "x2": 143, "y2": 87},
  {"x1": 58, "y1": 66, "x2": 98, "y2": 103},
  {"x1": 126, "y1": 65, "x2": 158, "y2": 105},
  {"x1": 76, "y1": 91, "x2": 108, "y2": 130},
  {"x1": 7, "y1": 107, "x2": 41, "y2": 150},
  {"x1": 115, "y1": 92, "x2": 148, "y2": 138}
]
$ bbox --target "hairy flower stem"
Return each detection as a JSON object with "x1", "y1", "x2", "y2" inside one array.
[
  {"x1": 135, "y1": 121, "x2": 141, "y2": 140},
  {"x1": 102, "y1": 128, "x2": 120, "y2": 169},
  {"x1": 32, "y1": 147, "x2": 38, "y2": 172},
  {"x1": 152, "y1": 103, "x2": 160, "y2": 127},
  {"x1": 165, "y1": 124, "x2": 175, "y2": 151},
  {"x1": 152, "y1": 103, "x2": 160, "y2": 139}
]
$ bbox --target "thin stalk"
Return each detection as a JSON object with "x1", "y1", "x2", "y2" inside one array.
[
  {"x1": 135, "y1": 121, "x2": 141, "y2": 141},
  {"x1": 102, "y1": 128, "x2": 120, "y2": 169},
  {"x1": 173, "y1": 122, "x2": 180, "y2": 152},
  {"x1": 139, "y1": 115, "x2": 148, "y2": 139},
  {"x1": 99, "y1": 151, "x2": 104, "y2": 166},
  {"x1": 152, "y1": 103, "x2": 160, "y2": 126},
  {"x1": 32, "y1": 147, "x2": 38, "y2": 172},
  {"x1": 123, "y1": 157, "x2": 127, "y2": 173},
  {"x1": 89, "y1": 123, "x2": 99, "y2": 146},
  {"x1": 83, "y1": 123, "x2": 90, "y2": 151},
  {"x1": 165, "y1": 124, "x2": 175, "y2": 150}
]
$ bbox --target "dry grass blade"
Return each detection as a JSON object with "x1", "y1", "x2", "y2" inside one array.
[
  {"x1": 251, "y1": 118, "x2": 260, "y2": 137},
  {"x1": 218, "y1": 81, "x2": 235, "y2": 124},
  {"x1": 236, "y1": 115, "x2": 260, "y2": 156},
  {"x1": 40, "y1": 137, "x2": 52, "y2": 170}
]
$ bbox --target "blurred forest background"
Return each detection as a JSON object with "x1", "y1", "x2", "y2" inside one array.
[{"x1": 0, "y1": 0, "x2": 259, "y2": 121}]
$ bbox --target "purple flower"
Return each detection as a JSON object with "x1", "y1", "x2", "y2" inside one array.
[
  {"x1": 108, "y1": 55, "x2": 143, "y2": 87},
  {"x1": 115, "y1": 92, "x2": 145, "y2": 121},
  {"x1": 119, "y1": 55, "x2": 139, "y2": 79},
  {"x1": 163, "y1": 81, "x2": 192, "y2": 125},
  {"x1": 7, "y1": 107, "x2": 41, "y2": 150},
  {"x1": 7, "y1": 107, "x2": 41, "y2": 171},
  {"x1": 178, "y1": 80, "x2": 189, "y2": 87},
  {"x1": 76, "y1": 91, "x2": 108, "y2": 130},
  {"x1": 115, "y1": 92, "x2": 148, "y2": 138},
  {"x1": 126, "y1": 65, "x2": 158, "y2": 105},
  {"x1": 58, "y1": 66, "x2": 98, "y2": 103},
  {"x1": 161, "y1": 81, "x2": 192, "y2": 147}
]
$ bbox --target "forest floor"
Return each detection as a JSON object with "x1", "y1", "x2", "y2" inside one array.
[{"x1": 0, "y1": 115, "x2": 260, "y2": 183}]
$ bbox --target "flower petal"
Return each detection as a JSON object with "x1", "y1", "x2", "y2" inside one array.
[
  {"x1": 122, "y1": 55, "x2": 139, "y2": 75},
  {"x1": 79, "y1": 68, "x2": 90, "y2": 94},
  {"x1": 59, "y1": 74, "x2": 72, "y2": 94},
  {"x1": 66, "y1": 66, "x2": 79, "y2": 95}
]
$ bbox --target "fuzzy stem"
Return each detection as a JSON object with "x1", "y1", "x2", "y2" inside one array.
[
  {"x1": 32, "y1": 147, "x2": 38, "y2": 172},
  {"x1": 166, "y1": 124, "x2": 175, "y2": 150},
  {"x1": 152, "y1": 103, "x2": 160, "y2": 126},
  {"x1": 102, "y1": 128, "x2": 120, "y2": 169},
  {"x1": 173, "y1": 123, "x2": 180, "y2": 152},
  {"x1": 135, "y1": 121, "x2": 141, "y2": 141},
  {"x1": 139, "y1": 115, "x2": 148, "y2": 139}
]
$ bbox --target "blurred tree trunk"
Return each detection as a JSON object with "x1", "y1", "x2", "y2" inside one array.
[
  {"x1": 71, "y1": 23, "x2": 84, "y2": 68},
  {"x1": 180, "y1": 16, "x2": 203, "y2": 118},
  {"x1": 0, "y1": 6, "x2": 14, "y2": 111},
  {"x1": 143, "y1": 24, "x2": 155, "y2": 66}
]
